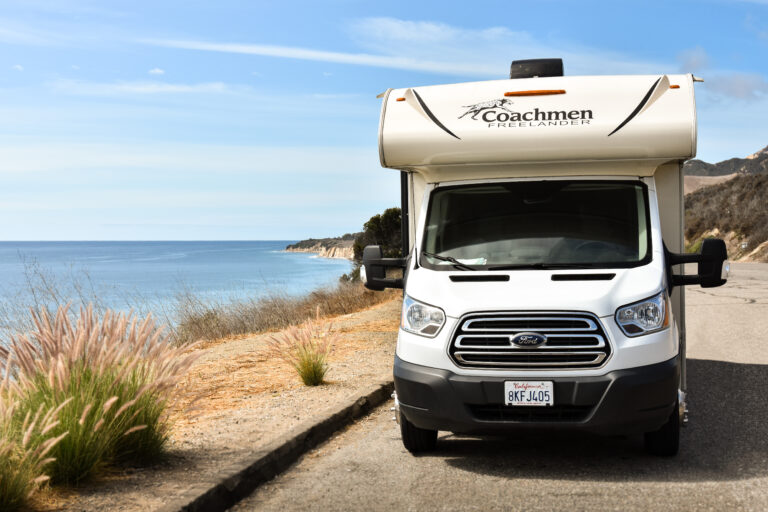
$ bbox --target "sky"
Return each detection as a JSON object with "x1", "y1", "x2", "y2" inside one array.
[{"x1": 1, "y1": 0, "x2": 767, "y2": 241}]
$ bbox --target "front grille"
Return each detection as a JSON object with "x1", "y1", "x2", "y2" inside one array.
[
  {"x1": 469, "y1": 404, "x2": 592, "y2": 422},
  {"x1": 449, "y1": 312, "x2": 610, "y2": 369}
]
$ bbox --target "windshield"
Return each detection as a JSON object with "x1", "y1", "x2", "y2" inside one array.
[{"x1": 421, "y1": 180, "x2": 650, "y2": 270}]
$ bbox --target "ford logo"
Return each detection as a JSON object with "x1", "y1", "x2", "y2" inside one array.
[{"x1": 511, "y1": 332, "x2": 547, "y2": 346}]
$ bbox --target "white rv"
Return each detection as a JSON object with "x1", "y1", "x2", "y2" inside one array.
[{"x1": 362, "y1": 59, "x2": 728, "y2": 456}]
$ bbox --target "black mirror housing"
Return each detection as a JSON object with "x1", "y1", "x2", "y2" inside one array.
[
  {"x1": 697, "y1": 239, "x2": 729, "y2": 288},
  {"x1": 669, "y1": 238, "x2": 728, "y2": 288},
  {"x1": 362, "y1": 245, "x2": 406, "y2": 290}
]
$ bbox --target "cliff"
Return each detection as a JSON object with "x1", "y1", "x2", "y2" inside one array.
[{"x1": 285, "y1": 234, "x2": 359, "y2": 260}]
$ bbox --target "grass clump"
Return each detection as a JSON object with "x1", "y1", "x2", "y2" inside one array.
[
  {"x1": 0, "y1": 371, "x2": 68, "y2": 511},
  {"x1": 267, "y1": 316, "x2": 336, "y2": 386},
  {"x1": 173, "y1": 282, "x2": 396, "y2": 345},
  {"x1": 1, "y1": 305, "x2": 199, "y2": 485}
]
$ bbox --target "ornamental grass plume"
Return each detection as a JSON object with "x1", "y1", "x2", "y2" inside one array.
[
  {"x1": 0, "y1": 362, "x2": 68, "y2": 511},
  {"x1": 1, "y1": 305, "x2": 199, "y2": 484},
  {"x1": 267, "y1": 314, "x2": 336, "y2": 386}
]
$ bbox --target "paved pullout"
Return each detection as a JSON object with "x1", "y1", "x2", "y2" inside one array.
[{"x1": 235, "y1": 263, "x2": 768, "y2": 512}]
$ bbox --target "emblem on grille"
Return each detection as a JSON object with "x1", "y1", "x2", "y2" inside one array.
[{"x1": 511, "y1": 332, "x2": 547, "y2": 346}]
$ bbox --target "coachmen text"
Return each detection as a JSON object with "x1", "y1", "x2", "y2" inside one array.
[{"x1": 479, "y1": 108, "x2": 594, "y2": 128}]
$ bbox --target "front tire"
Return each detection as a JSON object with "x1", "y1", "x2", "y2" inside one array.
[
  {"x1": 400, "y1": 414, "x2": 437, "y2": 453},
  {"x1": 644, "y1": 399, "x2": 680, "y2": 456}
]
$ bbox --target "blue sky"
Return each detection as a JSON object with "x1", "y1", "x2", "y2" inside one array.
[{"x1": 1, "y1": 0, "x2": 767, "y2": 240}]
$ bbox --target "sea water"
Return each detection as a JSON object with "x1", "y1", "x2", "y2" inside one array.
[{"x1": 0, "y1": 241, "x2": 352, "y2": 313}]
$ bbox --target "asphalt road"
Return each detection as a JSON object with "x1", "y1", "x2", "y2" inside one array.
[{"x1": 234, "y1": 263, "x2": 768, "y2": 512}]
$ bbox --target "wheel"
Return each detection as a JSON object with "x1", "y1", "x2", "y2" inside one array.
[
  {"x1": 400, "y1": 414, "x2": 437, "y2": 453},
  {"x1": 644, "y1": 399, "x2": 680, "y2": 456}
]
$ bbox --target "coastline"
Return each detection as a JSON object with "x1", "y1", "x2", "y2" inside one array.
[
  {"x1": 284, "y1": 236, "x2": 357, "y2": 260},
  {"x1": 284, "y1": 245, "x2": 354, "y2": 260}
]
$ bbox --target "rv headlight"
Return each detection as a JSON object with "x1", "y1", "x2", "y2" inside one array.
[
  {"x1": 615, "y1": 291, "x2": 670, "y2": 337},
  {"x1": 401, "y1": 296, "x2": 445, "y2": 338}
]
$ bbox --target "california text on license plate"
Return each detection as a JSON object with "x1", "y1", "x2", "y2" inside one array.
[{"x1": 504, "y1": 381, "x2": 554, "y2": 406}]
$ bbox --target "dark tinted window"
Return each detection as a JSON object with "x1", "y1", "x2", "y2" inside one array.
[{"x1": 422, "y1": 181, "x2": 650, "y2": 270}]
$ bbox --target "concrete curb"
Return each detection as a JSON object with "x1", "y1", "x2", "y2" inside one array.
[{"x1": 157, "y1": 378, "x2": 394, "y2": 512}]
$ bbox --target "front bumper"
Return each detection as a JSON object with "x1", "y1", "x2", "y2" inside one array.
[{"x1": 394, "y1": 355, "x2": 678, "y2": 435}]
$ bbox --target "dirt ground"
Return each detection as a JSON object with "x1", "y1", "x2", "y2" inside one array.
[{"x1": 40, "y1": 298, "x2": 401, "y2": 512}]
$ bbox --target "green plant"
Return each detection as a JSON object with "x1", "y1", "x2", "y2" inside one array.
[
  {"x1": 0, "y1": 373, "x2": 68, "y2": 510},
  {"x1": 2, "y1": 305, "x2": 199, "y2": 484},
  {"x1": 267, "y1": 317, "x2": 336, "y2": 386}
]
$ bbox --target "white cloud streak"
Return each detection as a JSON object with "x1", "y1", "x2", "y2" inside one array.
[
  {"x1": 50, "y1": 79, "x2": 232, "y2": 95},
  {"x1": 148, "y1": 67, "x2": 165, "y2": 75},
  {"x1": 140, "y1": 37, "x2": 497, "y2": 76},
  {"x1": 142, "y1": 17, "x2": 668, "y2": 78}
]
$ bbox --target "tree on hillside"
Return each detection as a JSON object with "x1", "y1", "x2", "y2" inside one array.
[{"x1": 341, "y1": 207, "x2": 402, "y2": 282}]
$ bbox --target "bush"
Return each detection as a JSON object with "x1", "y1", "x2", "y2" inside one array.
[
  {"x1": 267, "y1": 317, "x2": 336, "y2": 386},
  {"x1": 2, "y1": 305, "x2": 199, "y2": 484},
  {"x1": 685, "y1": 172, "x2": 768, "y2": 253},
  {"x1": 0, "y1": 378, "x2": 68, "y2": 511},
  {"x1": 173, "y1": 282, "x2": 395, "y2": 345}
]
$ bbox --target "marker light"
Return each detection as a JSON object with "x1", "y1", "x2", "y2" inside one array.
[
  {"x1": 615, "y1": 291, "x2": 670, "y2": 337},
  {"x1": 401, "y1": 296, "x2": 445, "y2": 338}
]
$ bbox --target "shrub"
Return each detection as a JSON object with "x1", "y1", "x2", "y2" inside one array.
[
  {"x1": 2, "y1": 305, "x2": 199, "y2": 484},
  {"x1": 267, "y1": 317, "x2": 336, "y2": 386},
  {"x1": 685, "y1": 172, "x2": 768, "y2": 253},
  {"x1": 0, "y1": 374, "x2": 68, "y2": 510},
  {"x1": 173, "y1": 282, "x2": 395, "y2": 345}
]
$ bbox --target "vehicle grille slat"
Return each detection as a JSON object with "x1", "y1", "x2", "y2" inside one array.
[{"x1": 450, "y1": 312, "x2": 610, "y2": 370}]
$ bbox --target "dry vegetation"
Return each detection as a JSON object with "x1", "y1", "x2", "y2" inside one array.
[
  {"x1": 172, "y1": 283, "x2": 397, "y2": 345},
  {"x1": 0, "y1": 306, "x2": 198, "y2": 510},
  {"x1": 685, "y1": 172, "x2": 768, "y2": 259}
]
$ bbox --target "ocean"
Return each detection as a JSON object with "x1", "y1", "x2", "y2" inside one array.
[{"x1": 0, "y1": 241, "x2": 353, "y2": 314}]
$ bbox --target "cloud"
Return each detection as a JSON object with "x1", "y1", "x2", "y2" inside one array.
[
  {"x1": 0, "y1": 142, "x2": 376, "y2": 175},
  {"x1": 148, "y1": 67, "x2": 165, "y2": 75},
  {"x1": 677, "y1": 47, "x2": 710, "y2": 73},
  {"x1": 706, "y1": 72, "x2": 768, "y2": 100},
  {"x1": 141, "y1": 37, "x2": 497, "y2": 76},
  {"x1": 12, "y1": 64, "x2": 23, "y2": 71},
  {"x1": 0, "y1": 21, "x2": 58, "y2": 46},
  {"x1": 50, "y1": 79, "x2": 232, "y2": 95},
  {"x1": 142, "y1": 17, "x2": 666, "y2": 78}
]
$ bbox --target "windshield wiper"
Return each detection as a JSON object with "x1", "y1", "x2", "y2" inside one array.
[
  {"x1": 421, "y1": 251, "x2": 476, "y2": 271},
  {"x1": 488, "y1": 262, "x2": 601, "y2": 270}
]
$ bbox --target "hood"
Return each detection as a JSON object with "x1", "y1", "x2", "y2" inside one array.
[{"x1": 404, "y1": 262, "x2": 665, "y2": 319}]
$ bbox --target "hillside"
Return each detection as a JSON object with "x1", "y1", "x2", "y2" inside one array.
[
  {"x1": 684, "y1": 145, "x2": 768, "y2": 176},
  {"x1": 285, "y1": 233, "x2": 359, "y2": 260},
  {"x1": 685, "y1": 172, "x2": 768, "y2": 261}
]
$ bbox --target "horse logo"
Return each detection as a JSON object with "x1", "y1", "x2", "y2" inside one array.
[{"x1": 458, "y1": 98, "x2": 515, "y2": 120}]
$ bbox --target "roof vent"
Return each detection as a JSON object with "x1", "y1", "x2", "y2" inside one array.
[{"x1": 510, "y1": 59, "x2": 563, "y2": 79}]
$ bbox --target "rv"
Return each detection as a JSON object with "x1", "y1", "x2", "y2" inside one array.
[{"x1": 362, "y1": 59, "x2": 728, "y2": 456}]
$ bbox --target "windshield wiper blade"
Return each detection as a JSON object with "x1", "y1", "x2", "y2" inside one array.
[
  {"x1": 487, "y1": 263, "x2": 600, "y2": 270},
  {"x1": 421, "y1": 251, "x2": 475, "y2": 271}
]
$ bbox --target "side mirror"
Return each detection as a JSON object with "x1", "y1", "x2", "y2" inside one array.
[
  {"x1": 361, "y1": 245, "x2": 406, "y2": 291},
  {"x1": 669, "y1": 238, "x2": 729, "y2": 288}
]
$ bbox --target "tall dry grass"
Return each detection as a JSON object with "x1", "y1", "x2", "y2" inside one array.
[
  {"x1": 2, "y1": 305, "x2": 199, "y2": 484},
  {"x1": 172, "y1": 282, "x2": 397, "y2": 345},
  {"x1": 267, "y1": 315, "x2": 337, "y2": 386},
  {"x1": 0, "y1": 363, "x2": 68, "y2": 511}
]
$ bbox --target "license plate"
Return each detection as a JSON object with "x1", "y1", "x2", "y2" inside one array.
[{"x1": 504, "y1": 381, "x2": 554, "y2": 406}]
